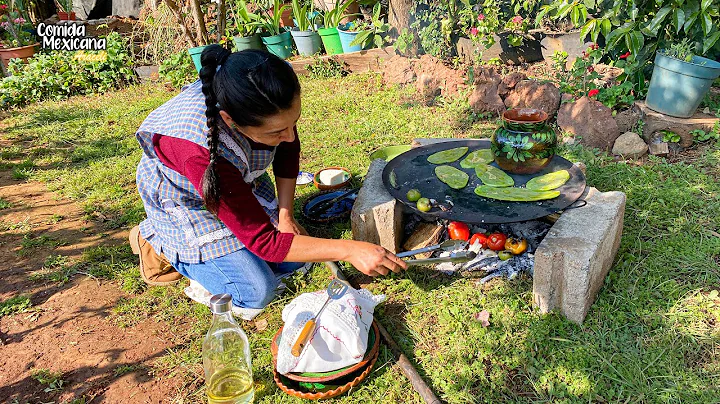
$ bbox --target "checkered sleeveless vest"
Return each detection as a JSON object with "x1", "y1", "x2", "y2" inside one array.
[{"x1": 135, "y1": 80, "x2": 278, "y2": 264}]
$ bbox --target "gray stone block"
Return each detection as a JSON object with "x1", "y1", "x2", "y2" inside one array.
[
  {"x1": 350, "y1": 159, "x2": 403, "y2": 253},
  {"x1": 533, "y1": 187, "x2": 626, "y2": 324}
]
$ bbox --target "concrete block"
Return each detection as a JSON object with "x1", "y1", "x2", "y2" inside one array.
[
  {"x1": 351, "y1": 159, "x2": 404, "y2": 253},
  {"x1": 533, "y1": 187, "x2": 626, "y2": 324}
]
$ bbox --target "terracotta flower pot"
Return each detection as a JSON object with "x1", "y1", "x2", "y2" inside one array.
[
  {"x1": 491, "y1": 108, "x2": 557, "y2": 175},
  {"x1": 0, "y1": 43, "x2": 38, "y2": 68},
  {"x1": 58, "y1": 11, "x2": 68, "y2": 20}
]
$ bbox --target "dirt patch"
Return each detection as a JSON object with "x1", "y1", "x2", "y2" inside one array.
[{"x1": 0, "y1": 172, "x2": 183, "y2": 403}]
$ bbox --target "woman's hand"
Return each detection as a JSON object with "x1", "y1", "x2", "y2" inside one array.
[
  {"x1": 278, "y1": 213, "x2": 308, "y2": 236},
  {"x1": 346, "y1": 241, "x2": 407, "y2": 277}
]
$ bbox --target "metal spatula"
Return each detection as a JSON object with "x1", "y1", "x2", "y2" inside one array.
[{"x1": 291, "y1": 279, "x2": 349, "y2": 357}]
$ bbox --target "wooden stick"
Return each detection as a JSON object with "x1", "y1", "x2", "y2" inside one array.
[
  {"x1": 324, "y1": 262, "x2": 442, "y2": 404},
  {"x1": 162, "y1": 0, "x2": 198, "y2": 47}
]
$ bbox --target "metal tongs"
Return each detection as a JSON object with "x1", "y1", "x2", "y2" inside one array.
[
  {"x1": 403, "y1": 250, "x2": 477, "y2": 267},
  {"x1": 396, "y1": 239, "x2": 466, "y2": 258}
]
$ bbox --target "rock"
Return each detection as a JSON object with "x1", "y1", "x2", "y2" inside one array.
[
  {"x1": 614, "y1": 107, "x2": 642, "y2": 133},
  {"x1": 504, "y1": 80, "x2": 561, "y2": 117},
  {"x1": 135, "y1": 65, "x2": 159, "y2": 83},
  {"x1": 540, "y1": 31, "x2": 592, "y2": 64},
  {"x1": 351, "y1": 159, "x2": 403, "y2": 253},
  {"x1": 416, "y1": 73, "x2": 441, "y2": 105},
  {"x1": 557, "y1": 96, "x2": 622, "y2": 151},
  {"x1": 648, "y1": 142, "x2": 670, "y2": 156},
  {"x1": 534, "y1": 187, "x2": 627, "y2": 324},
  {"x1": 469, "y1": 67, "x2": 505, "y2": 114},
  {"x1": 382, "y1": 55, "x2": 416, "y2": 86},
  {"x1": 561, "y1": 93, "x2": 575, "y2": 104},
  {"x1": 612, "y1": 132, "x2": 648, "y2": 159},
  {"x1": 413, "y1": 55, "x2": 466, "y2": 98},
  {"x1": 594, "y1": 64, "x2": 624, "y2": 85},
  {"x1": 75, "y1": 0, "x2": 112, "y2": 19},
  {"x1": 498, "y1": 72, "x2": 527, "y2": 98},
  {"x1": 112, "y1": 0, "x2": 142, "y2": 17},
  {"x1": 636, "y1": 101, "x2": 718, "y2": 148}
]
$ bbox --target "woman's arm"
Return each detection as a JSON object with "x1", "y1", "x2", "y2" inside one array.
[
  {"x1": 276, "y1": 177, "x2": 307, "y2": 235},
  {"x1": 285, "y1": 236, "x2": 406, "y2": 276}
]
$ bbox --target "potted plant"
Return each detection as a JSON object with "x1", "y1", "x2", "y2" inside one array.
[
  {"x1": 0, "y1": 10, "x2": 38, "y2": 68},
  {"x1": 55, "y1": 0, "x2": 76, "y2": 20},
  {"x1": 346, "y1": 2, "x2": 389, "y2": 51},
  {"x1": 645, "y1": 39, "x2": 720, "y2": 118},
  {"x1": 317, "y1": 0, "x2": 352, "y2": 55},
  {"x1": 258, "y1": 0, "x2": 293, "y2": 59},
  {"x1": 289, "y1": 0, "x2": 321, "y2": 57},
  {"x1": 229, "y1": 0, "x2": 263, "y2": 51}
]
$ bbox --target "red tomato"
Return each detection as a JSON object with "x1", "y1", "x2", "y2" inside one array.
[
  {"x1": 469, "y1": 233, "x2": 488, "y2": 248},
  {"x1": 487, "y1": 233, "x2": 507, "y2": 251},
  {"x1": 448, "y1": 221, "x2": 470, "y2": 241}
]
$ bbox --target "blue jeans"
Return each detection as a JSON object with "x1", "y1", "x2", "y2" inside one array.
[{"x1": 172, "y1": 249, "x2": 304, "y2": 309}]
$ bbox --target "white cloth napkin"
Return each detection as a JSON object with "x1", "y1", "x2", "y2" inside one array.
[{"x1": 276, "y1": 287, "x2": 385, "y2": 375}]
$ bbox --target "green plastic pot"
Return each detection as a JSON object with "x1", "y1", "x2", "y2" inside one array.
[
  {"x1": 645, "y1": 52, "x2": 720, "y2": 118},
  {"x1": 262, "y1": 31, "x2": 293, "y2": 60},
  {"x1": 233, "y1": 34, "x2": 263, "y2": 52},
  {"x1": 318, "y1": 27, "x2": 343, "y2": 56},
  {"x1": 188, "y1": 45, "x2": 210, "y2": 72}
]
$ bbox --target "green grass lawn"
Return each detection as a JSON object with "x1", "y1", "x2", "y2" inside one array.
[{"x1": 1, "y1": 73, "x2": 719, "y2": 403}]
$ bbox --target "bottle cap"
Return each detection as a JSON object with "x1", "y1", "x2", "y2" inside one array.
[{"x1": 209, "y1": 293, "x2": 232, "y2": 314}]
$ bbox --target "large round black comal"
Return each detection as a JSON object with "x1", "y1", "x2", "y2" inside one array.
[{"x1": 382, "y1": 140, "x2": 587, "y2": 224}]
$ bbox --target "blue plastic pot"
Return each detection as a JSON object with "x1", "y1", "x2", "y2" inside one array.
[
  {"x1": 188, "y1": 45, "x2": 210, "y2": 72},
  {"x1": 337, "y1": 25, "x2": 363, "y2": 53},
  {"x1": 290, "y1": 29, "x2": 322, "y2": 57},
  {"x1": 645, "y1": 52, "x2": 720, "y2": 118},
  {"x1": 261, "y1": 31, "x2": 293, "y2": 60}
]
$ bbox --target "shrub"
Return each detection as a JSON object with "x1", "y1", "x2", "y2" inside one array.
[
  {"x1": 158, "y1": 50, "x2": 196, "y2": 88},
  {"x1": 0, "y1": 32, "x2": 136, "y2": 109}
]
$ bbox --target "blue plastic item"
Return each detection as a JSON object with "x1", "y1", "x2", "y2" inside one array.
[
  {"x1": 337, "y1": 24, "x2": 362, "y2": 53},
  {"x1": 290, "y1": 29, "x2": 322, "y2": 57},
  {"x1": 645, "y1": 52, "x2": 720, "y2": 118}
]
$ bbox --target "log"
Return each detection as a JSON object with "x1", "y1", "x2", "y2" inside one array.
[{"x1": 289, "y1": 46, "x2": 395, "y2": 76}]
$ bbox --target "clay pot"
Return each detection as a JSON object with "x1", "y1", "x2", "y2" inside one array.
[
  {"x1": 59, "y1": 11, "x2": 77, "y2": 20},
  {"x1": 491, "y1": 108, "x2": 557, "y2": 174},
  {"x1": 0, "y1": 43, "x2": 38, "y2": 68}
]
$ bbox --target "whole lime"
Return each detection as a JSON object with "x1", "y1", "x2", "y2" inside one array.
[
  {"x1": 406, "y1": 189, "x2": 422, "y2": 202},
  {"x1": 416, "y1": 197, "x2": 431, "y2": 212}
]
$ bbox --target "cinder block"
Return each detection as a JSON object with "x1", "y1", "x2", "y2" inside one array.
[
  {"x1": 533, "y1": 187, "x2": 626, "y2": 324},
  {"x1": 350, "y1": 159, "x2": 404, "y2": 253}
]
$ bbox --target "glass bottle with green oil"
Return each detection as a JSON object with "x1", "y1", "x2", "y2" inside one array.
[{"x1": 203, "y1": 294, "x2": 254, "y2": 404}]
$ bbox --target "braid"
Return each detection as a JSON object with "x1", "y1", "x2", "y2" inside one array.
[{"x1": 198, "y1": 44, "x2": 231, "y2": 215}]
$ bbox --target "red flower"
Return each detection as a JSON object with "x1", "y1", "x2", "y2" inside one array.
[
  {"x1": 587, "y1": 65, "x2": 594, "y2": 73},
  {"x1": 478, "y1": 14, "x2": 485, "y2": 21},
  {"x1": 588, "y1": 89, "x2": 600, "y2": 97},
  {"x1": 0, "y1": 4, "x2": 7, "y2": 9},
  {"x1": 619, "y1": 51, "x2": 631, "y2": 59},
  {"x1": 470, "y1": 27, "x2": 479, "y2": 36},
  {"x1": 512, "y1": 15, "x2": 523, "y2": 24},
  {"x1": 582, "y1": 50, "x2": 587, "y2": 59},
  {"x1": 591, "y1": 43, "x2": 599, "y2": 50}
]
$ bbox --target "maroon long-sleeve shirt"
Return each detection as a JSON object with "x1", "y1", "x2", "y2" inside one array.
[{"x1": 152, "y1": 132, "x2": 300, "y2": 263}]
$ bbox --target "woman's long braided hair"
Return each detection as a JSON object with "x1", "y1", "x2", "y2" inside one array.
[{"x1": 198, "y1": 45, "x2": 300, "y2": 214}]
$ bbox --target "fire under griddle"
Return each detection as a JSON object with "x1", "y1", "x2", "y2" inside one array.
[{"x1": 382, "y1": 140, "x2": 586, "y2": 224}]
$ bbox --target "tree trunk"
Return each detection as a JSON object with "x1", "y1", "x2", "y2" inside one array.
[
  {"x1": 217, "y1": 0, "x2": 226, "y2": 44},
  {"x1": 162, "y1": 0, "x2": 198, "y2": 47},
  {"x1": 189, "y1": 0, "x2": 209, "y2": 45},
  {"x1": 388, "y1": 0, "x2": 414, "y2": 38}
]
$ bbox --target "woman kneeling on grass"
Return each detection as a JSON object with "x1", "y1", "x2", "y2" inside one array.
[{"x1": 129, "y1": 46, "x2": 405, "y2": 319}]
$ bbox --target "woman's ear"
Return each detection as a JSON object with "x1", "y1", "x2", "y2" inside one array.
[{"x1": 218, "y1": 110, "x2": 235, "y2": 129}]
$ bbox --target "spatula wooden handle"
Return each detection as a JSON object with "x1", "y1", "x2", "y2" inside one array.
[{"x1": 291, "y1": 319, "x2": 316, "y2": 357}]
